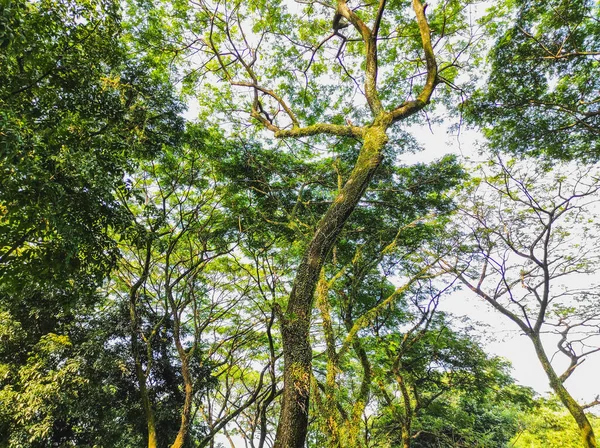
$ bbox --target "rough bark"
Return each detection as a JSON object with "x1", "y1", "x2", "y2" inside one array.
[
  {"x1": 274, "y1": 124, "x2": 389, "y2": 448},
  {"x1": 401, "y1": 425, "x2": 411, "y2": 448},
  {"x1": 170, "y1": 343, "x2": 194, "y2": 448},
  {"x1": 136, "y1": 366, "x2": 158, "y2": 448},
  {"x1": 531, "y1": 335, "x2": 597, "y2": 448},
  {"x1": 129, "y1": 241, "x2": 158, "y2": 448},
  {"x1": 397, "y1": 375, "x2": 412, "y2": 448},
  {"x1": 266, "y1": 1, "x2": 438, "y2": 446}
]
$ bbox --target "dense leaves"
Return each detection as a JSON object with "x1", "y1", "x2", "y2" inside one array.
[
  {"x1": 0, "y1": 0, "x2": 184, "y2": 297},
  {"x1": 0, "y1": 0, "x2": 185, "y2": 445},
  {"x1": 513, "y1": 397, "x2": 600, "y2": 448},
  {"x1": 1, "y1": 0, "x2": 599, "y2": 447},
  {"x1": 466, "y1": 0, "x2": 600, "y2": 160}
]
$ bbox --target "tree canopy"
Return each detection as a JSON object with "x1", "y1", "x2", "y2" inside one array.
[
  {"x1": 1, "y1": 0, "x2": 599, "y2": 447},
  {"x1": 465, "y1": 0, "x2": 600, "y2": 160}
]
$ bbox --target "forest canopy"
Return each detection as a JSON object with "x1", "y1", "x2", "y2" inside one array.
[{"x1": 1, "y1": 0, "x2": 599, "y2": 447}]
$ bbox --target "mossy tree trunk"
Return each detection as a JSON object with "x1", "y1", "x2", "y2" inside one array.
[
  {"x1": 205, "y1": 0, "x2": 439, "y2": 445},
  {"x1": 128, "y1": 241, "x2": 159, "y2": 448},
  {"x1": 270, "y1": 0, "x2": 438, "y2": 444},
  {"x1": 170, "y1": 307, "x2": 195, "y2": 448},
  {"x1": 274, "y1": 124, "x2": 389, "y2": 448},
  {"x1": 531, "y1": 335, "x2": 597, "y2": 448}
]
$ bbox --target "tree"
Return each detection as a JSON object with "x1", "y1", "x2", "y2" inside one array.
[
  {"x1": 442, "y1": 158, "x2": 600, "y2": 448},
  {"x1": 304, "y1": 155, "x2": 466, "y2": 448},
  {"x1": 110, "y1": 127, "x2": 290, "y2": 448},
  {"x1": 0, "y1": 0, "x2": 185, "y2": 444},
  {"x1": 465, "y1": 0, "x2": 600, "y2": 160},
  {"x1": 0, "y1": 0, "x2": 183, "y2": 292},
  {"x1": 159, "y1": 1, "x2": 479, "y2": 445},
  {"x1": 370, "y1": 318, "x2": 528, "y2": 448},
  {"x1": 307, "y1": 217, "x2": 527, "y2": 448},
  {"x1": 513, "y1": 396, "x2": 600, "y2": 448},
  {"x1": 114, "y1": 141, "x2": 225, "y2": 448},
  {"x1": 7, "y1": 0, "x2": 591, "y2": 446}
]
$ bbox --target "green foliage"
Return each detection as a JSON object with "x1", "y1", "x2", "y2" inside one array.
[
  {"x1": 2, "y1": 0, "x2": 598, "y2": 447},
  {"x1": 0, "y1": 302, "x2": 146, "y2": 447},
  {"x1": 371, "y1": 317, "x2": 530, "y2": 448},
  {"x1": 466, "y1": 0, "x2": 600, "y2": 160},
  {"x1": 512, "y1": 397, "x2": 600, "y2": 448},
  {"x1": 410, "y1": 385, "x2": 533, "y2": 448},
  {"x1": 0, "y1": 0, "x2": 186, "y2": 445},
  {"x1": 0, "y1": 0, "x2": 184, "y2": 297}
]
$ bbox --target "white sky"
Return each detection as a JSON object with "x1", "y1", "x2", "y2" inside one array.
[{"x1": 411, "y1": 120, "x2": 600, "y2": 405}]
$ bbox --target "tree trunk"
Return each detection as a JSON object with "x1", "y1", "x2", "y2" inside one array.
[
  {"x1": 273, "y1": 125, "x2": 389, "y2": 448},
  {"x1": 129, "y1": 242, "x2": 158, "y2": 448},
  {"x1": 170, "y1": 355, "x2": 193, "y2": 448},
  {"x1": 401, "y1": 424, "x2": 411, "y2": 448},
  {"x1": 395, "y1": 370, "x2": 412, "y2": 448},
  {"x1": 170, "y1": 286, "x2": 194, "y2": 448},
  {"x1": 531, "y1": 335, "x2": 597, "y2": 448},
  {"x1": 138, "y1": 367, "x2": 158, "y2": 448},
  {"x1": 130, "y1": 310, "x2": 158, "y2": 448}
]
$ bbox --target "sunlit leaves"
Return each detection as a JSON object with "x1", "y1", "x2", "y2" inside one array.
[{"x1": 466, "y1": 0, "x2": 600, "y2": 160}]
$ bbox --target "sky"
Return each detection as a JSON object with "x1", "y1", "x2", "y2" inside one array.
[{"x1": 411, "y1": 120, "x2": 600, "y2": 405}]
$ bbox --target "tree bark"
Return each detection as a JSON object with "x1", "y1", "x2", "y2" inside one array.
[
  {"x1": 271, "y1": 2, "x2": 437, "y2": 445},
  {"x1": 401, "y1": 424, "x2": 411, "y2": 448},
  {"x1": 170, "y1": 352, "x2": 193, "y2": 448},
  {"x1": 137, "y1": 365, "x2": 158, "y2": 448},
  {"x1": 129, "y1": 241, "x2": 158, "y2": 448},
  {"x1": 530, "y1": 334, "x2": 597, "y2": 448},
  {"x1": 394, "y1": 366, "x2": 413, "y2": 448},
  {"x1": 169, "y1": 277, "x2": 195, "y2": 448},
  {"x1": 273, "y1": 125, "x2": 389, "y2": 448}
]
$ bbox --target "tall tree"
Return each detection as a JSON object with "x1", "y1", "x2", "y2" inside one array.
[
  {"x1": 442, "y1": 158, "x2": 600, "y2": 448},
  {"x1": 0, "y1": 0, "x2": 184, "y2": 444},
  {"x1": 167, "y1": 1, "x2": 478, "y2": 445},
  {"x1": 112, "y1": 130, "x2": 282, "y2": 448}
]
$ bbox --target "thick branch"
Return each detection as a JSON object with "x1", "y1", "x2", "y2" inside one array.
[
  {"x1": 274, "y1": 123, "x2": 364, "y2": 139},
  {"x1": 391, "y1": 0, "x2": 438, "y2": 122}
]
